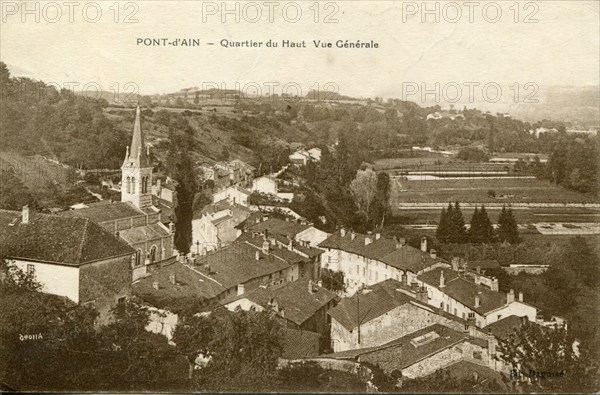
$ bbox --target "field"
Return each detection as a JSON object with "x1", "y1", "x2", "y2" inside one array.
[{"x1": 392, "y1": 177, "x2": 598, "y2": 204}]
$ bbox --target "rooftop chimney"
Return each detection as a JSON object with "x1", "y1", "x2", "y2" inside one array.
[
  {"x1": 491, "y1": 277, "x2": 499, "y2": 292},
  {"x1": 350, "y1": 231, "x2": 356, "y2": 241},
  {"x1": 430, "y1": 249, "x2": 437, "y2": 259},
  {"x1": 255, "y1": 250, "x2": 260, "y2": 261},
  {"x1": 317, "y1": 280, "x2": 323, "y2": 287},
  {"x1": 152, "y1": 281, "x2": 160, "y2": 290},
  {"x1": 308, "y1": 279, "x2": 315, "y2": 294},
  {"x1": 507, "y1": 289, "x2": 515, "y2": 304},
  {"x1": 22, "y1": 206, "x2": 29, "y2": 224},
  {"x1": 237, "y1": 283, "x2": 245, "y2": 296},
  {"x1": 474, "y1": 295, "x2": 481, "y2": 308},
  {"x1": 262, "y1": 240, "x2": 269, "y2": 254},
  {"x1": 169, "y1": 273, "x2": 176, "y2": 285},
  {"x1": 476, "y1": 266, "x2": 481, "y2": 274},
  {"x1": 375, "y1": 232, "x2": 381, "y2": 240},
  {"x1": 340, "y1": 227, "x2": 346, "y2": 237},
  {"x1": 451, "y1": 257, "x2": 459, "y2": 271},
  {"x1": 518, "y1": 291, "x2": 523, "y2": 302},
  {"x1": 439, "y1": 271, "x2": 445, "y2": 288},
  {"x1": 421, "y1": 237, "x2": 427, "y2": 253},
  {"x1": 364, "y1": 236, "x2": 373, "y2": 246}
]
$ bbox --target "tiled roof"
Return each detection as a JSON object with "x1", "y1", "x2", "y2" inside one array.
[
  {"x1": 246, "y1": 218, "x2": 311, "y2": 238},
  {"x1": 59, "y1": 201, "x2": 145, "y2": 223},
  {"x1": 484, "y1": 315, "x2": 528, "y2": 340},
  {"x1": 293, "y1": 243, "x2": 324, "y2": 258},
  {"x1": 328, "y1": 279, "x2": 413, "y2": 331},
  {"x1": 119, "y1": 223, "x2": 170, "y2": 245},
  {"x1": 320, "y1": 230, "x2": 441, "y2": 273},
  {"x1": 238, "y1": 234, "x2": 309, "y2": 265},
  {"x1": 323, "y1": 324, "x2": 467, "y2": 371},
  {"x1": 282, "y1": 328, "x2": 320, "y2": 359},
  {"x1": 418, "y1": 268, "x2": 507, "y2": 315},
  {"x1": 212, "y1": 214, "x2": 233, "y2": 226},
  {"x1": 0, "y1": 210, "x2": 134, "y2": 266},
  {"x1": 223, "y1": 278, "x2": 338, "y2": 326},
  {"x1": 197, "y1": 243, "x2": 294, "y2": 289},
  {"x1": 132, "y1": 262, "x2": 226, "y2": 308},
  {"x1": 380, "y1": 246, "x2": 438, "y2": 273}
]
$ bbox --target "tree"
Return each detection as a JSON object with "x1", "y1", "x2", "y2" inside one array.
[
  {"x1": 497, "y1": 205, "x2": 520, "y2": 244},
  {"x1": 445, "y1": 201, "x2": 467, "y2": 243},
  {"x1": 172, "y1": 314, "x2": 215, "y2": 379},
  {"x1": 436, "y1": 204, "x2": 452, "y2": 243},
  {"x1": 371, "y1": 172, "x2": 391, "y2": 228},
  {"x1": 469, "y1": 205, "x2": 494, "y2": 243},
  {"x1": 174, "y1": 309, "x2": 284, "y2": 390},
  {"x1": 495, "y1": 320, "x2": 598, "y2": 392},
  {"x1": 349, "y1": 168, "x2": 377, "y2": 225},
  {"x1": 320, "y1": 268, "x2": 346, "y2": 293}
]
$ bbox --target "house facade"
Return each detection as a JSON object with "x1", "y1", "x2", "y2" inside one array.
[
  {"x1": 1, "y1": 207, "x2": 135, "y2": 324},
  {"x1": 319, "y1": 229, "x2": 448, "y2": 295}
]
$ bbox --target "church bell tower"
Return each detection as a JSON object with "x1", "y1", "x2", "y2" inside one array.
[{"x1": 121, "y1": 106, "x2": 153, "y2": 209}]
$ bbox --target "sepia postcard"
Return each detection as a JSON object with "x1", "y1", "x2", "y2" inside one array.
[{"x1": 0, "y1": 0, "x2": 599, "y2": 393}]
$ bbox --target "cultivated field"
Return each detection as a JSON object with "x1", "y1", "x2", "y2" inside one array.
[{"x1": 392, "y1": 177, "x2": 598, "y2": 204}]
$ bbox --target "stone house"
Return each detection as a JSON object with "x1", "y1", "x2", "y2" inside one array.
[{"x1": 1, "y1": 207, "x2": 135, "y2": 324}]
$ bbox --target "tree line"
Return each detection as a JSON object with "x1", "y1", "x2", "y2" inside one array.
[{"x1": 436, "y1": 202, "x2": 520, "y2": 244}]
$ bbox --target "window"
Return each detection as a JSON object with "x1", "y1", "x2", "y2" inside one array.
[
  {"x1": 27, "y1": 264, "x2": 35, "y2": 276},
  {"x1": 473, "y1": 351, "x2": 483, "y2": 360},
  {"x1": 375, "y1": 272, "x2": 378, "y2": 281},
  {"x1": 454, "y1": 308, "x2": 457, "y2": 316},
  {"x1": 497, "y1": 314, "x2": 502, "y2": 320}
]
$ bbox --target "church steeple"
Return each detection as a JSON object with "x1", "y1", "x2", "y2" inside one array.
[
  {"x1": 121, "y1": 106, "x2": 153, "y2": 209},
  {"x1": 124, "y1": 106, "x2": 150, "y2": 167}
]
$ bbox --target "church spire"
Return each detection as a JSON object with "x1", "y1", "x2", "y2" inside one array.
[{"x1": 127, "y1": 106, "x2": 150, "y2": 167}]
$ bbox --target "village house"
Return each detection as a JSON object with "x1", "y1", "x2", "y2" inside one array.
[
  {"x1": 289, "y1": 148, "x2": 322, "y2": 166},
  {"x1": 242, "y1": 216, "x2": 329, "y2": 248},
  {"x1": 322, "y1": 323, "x2": 495, "y2": 381},
  {"x1": 415, "y1": 265, "x2": 537, "y2": 328},
  {"x1": 152, "y1": 177, "x2": 177, "y2": 204},
  {"x1": 252, "y1": 175, "x2": 278, "y2": 195},
  {"x1": 133, "y1": 237, "x2": 311, "y2": 311},
  {"x1": 319, "y1": 229, "x2": 448, "y2": 295},
  {"x1": 191, "y1": 200, "x2": 252, "y2": 254},
  {"x1": 327, "y1": 279, "x2": 487, "y2": 352},
  {"x1": 212, "y1": 185, "x2": 252, "y2": 207},
  {"x1": 59, "y1": 106, "x2": 175, "y2": 281},
  {"x1": 1, "y1": 207, "x2": 135, "y2": 324},
  {"x1": 222, "y1": 278, "x2": 339, "y2": 352}
]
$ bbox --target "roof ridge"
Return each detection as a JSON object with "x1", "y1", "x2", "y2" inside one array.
[{"x1": 76, "y1": 219, "x2": 91, "y2": 264}]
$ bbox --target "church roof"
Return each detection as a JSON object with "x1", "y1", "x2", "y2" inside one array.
[
  {"x1": 0, "y1": 209, "x2": 134, "y2": 266},
  {"x1": 125, "y1": 106, "x2": 150, "y2": 167},
  {"x1": 59, "y1": 201, "x2": 145, "y2": 224}
]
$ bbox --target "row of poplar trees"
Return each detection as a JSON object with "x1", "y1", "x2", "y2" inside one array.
[{"x1": 436, "y1": 202, "x2": 520, "y2": 244}]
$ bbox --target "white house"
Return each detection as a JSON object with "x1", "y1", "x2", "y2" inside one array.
[
  {"x1": 319, "y1": 230, "x2": 448, "y2": 295},
  {"x1": 212, "y1": 185, "x2": 252, "y2": 206},
  {"x1": 1, "y1": 207, "x2": 135, "y2": 323},
  {"x1": 252, "y1": 176, "x2": 278, "y2": 195}
]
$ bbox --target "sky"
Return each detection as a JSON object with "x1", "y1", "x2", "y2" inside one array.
[{"x1": 1, "y1": 0, "x2": 599, "y2": 100}]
